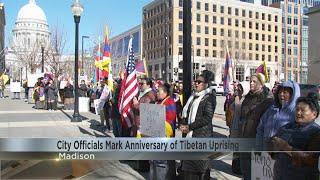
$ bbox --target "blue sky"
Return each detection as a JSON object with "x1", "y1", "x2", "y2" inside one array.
[{"x1": 4, "y1": 0, "x2": 152, "y2": 54}]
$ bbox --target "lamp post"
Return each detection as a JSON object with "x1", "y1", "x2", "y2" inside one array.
[
  {"x1": 164, "y1": 0, "x2": 169, "y2": 82},
  {"x1": 71, "y1": 0, "x2": 84, "y2": 122},
  {"x1": 41, "y1": 45, "x2": 44, "y2": 73},
  {"x1": 81, "y1": 35, "x2": 89, "y2": 75}
]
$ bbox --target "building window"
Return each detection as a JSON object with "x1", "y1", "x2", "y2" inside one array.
[
  {"x1": 197, "y1": 49, "x2": 201, "y2": 56},
  {"x1": 249, "y1": 11, "x2": 252, "y2": 18},
  {"x1": 220, "y1": 5, "x2": 224, "y2": 13},
  {"x1": 213, "y1": 50, "x2": 217, "y2": 57},
  {"x1": 288, "y1": 16, "x2": 292, "y2": 24},
  {"x1": 294, "y1": 37, "x2": 298, "y2": 45},
  {"x1": 236, "y1": 66, "x2": 244, "y2": 81},
  {"x1": 235, "y1": 41, "x2": 239, "y2": 49},
  {"x1": 228, "y1": 7, "x2": 232, "y2": 15},
  {"x1": 268, "y1": 45, "x2": 271, "y2": 52},
  {"x1": 256, "y1": 54, "x2": 259, "y2": 61},
  {"x1": 205, "y1": 15, "x2": 209, "y2": 23},
  {"x1": 213, "y1": 16, "x2": 217, "y2": 24},
  {"x1": 268, "y1": 24, "x2": 271, "y2": 31},
  {"x1": 179, "y1": 0, "x2": 183, "y2": 7},
  {"x1": 268, "y1": 55, "x2": 271, "y2": 62},
  {"x1": 220, "y1": 51, "x2": 224, "y2": 58},
  {"x1": 205, "y1": 49, "x2": 209, "y2": 57},
  {"x1": 294, "y1": 27, "x2": 298, "y2": 35},
  {"x1": 235, "y1": 8, "x2": 239, "y2": 16},
  {"x1": 242, "y1": 42, "x2": 246, "y2": 49},
  {"x1": 249, "y1": 53, "x2": 253, "y2": 60},
  {"x1": 228, "y1": 18, "x2": 232, "y2": 26},
  {"x1": 242, "y1": 31, "x2": 246, "y2": 39},
  {"x1": 242, "y1": 20, "x2": 246, "y2": 28},
  {"x1": 220, "y1": 40, "x2": 225, "y2": 47},
  {"x1": 213, "y1": 28, "x2": 217, "y2": 35},
  {"x1": 294, "y1": 17, "x2": 298, "y2": 25},
  {"x1": 294, "y1": 58, "x2": 298, "y2": 68},
  {"x1": 213, "y1": 39, "x2": 217, "y2": 47},
  {"x1": 275, "y1": 26, "x2": 278, "y2": 32},
  {"x1": 179, "y1": 11, "x2": 183, "y2": 19},
  {"x1": 275, "y1": 56, "x2": 278, "y2": 62},
  {"x1": 249, "y1": 43, "x2": 252, "y2": 50},
  {"x1": 288, "y1": 37, "x2": 292, "y2": 44},
  {"x1": 242, "y1": 9, "x2": 246, "y2": 17},
  {"x1": 262, "y1": 45, "x2": 265, "y2": 51},
  {"x1": 249, "y1": 32, "x2": 252, "y2": 40},
  {"x1": 256, "y1": 33, "x2": 259, "y2": 40},
  {"x1": 205, "y1": 26, "x2": 209, "y2": 34},
  {"x1": 197, "y1": 1, "x2": 201, "y2": 10},
  {"x1": 288, "y1": 27, "x2": 292, "y2": 34},
  {"x1": 256, "y1": 44, "x2": 259, "y2": 51},
  {"x1": 197, "y1": 25, "x2": 201, "y2": 33},
  {"x1": 262, "y1": 24, "x2": 265, "y2": 31},
  {"x1": 213, "y1": 4, "x2": 217, "y2": 12},
  {"x1": 235, "y1": 19, "x2": 239, "y2": 27},
  {"x1": 275, "y1": 46, "x2": 278, "y2": 53},
  {"x1": 256, "y1": 12, "x2": 259, "y2": 19},
  {"x1": 228, "y1": 30, "x2": 232, "y2": 37},
  {"x1": 197, "y1": 14, "x2": 201, "y2": 21},
  {"x1": 268, "y1": 35, "x2": 271, "y2": 42},
  {"x1": 294, "y1": 47, "x2": 298, "y2": 55},
  {"x1": 205, "y1": 3, "x2": 209, "y2": 11},
  {"x1": 288, "y1": 5, "x2": 292, "y2": 13},
  {"x1": 275, "y1": 15, "x2": 278, "y2": 22},
  {"x1": 235, "y1": 30, "x2": 239, "y2": 38},
  {"x1": 205, "y1": 38, "x2": 209, "y2": 46},
  {"x1": 262, "y1": 13, "x2": 265, "y2": 20},
  {"x1": 220, "y1": 29, "x2": 224, "y2": 36},
  {"x1": 179, "y1": 23, "x2": 183, "y2": 31},
  {"x1": 268, "y1": 14, "x2": 271, "y2": 21},
  {"x1": 294, "y1": 6, "x2": 298, "y2": 14},
  {"x1": 179, "y1": 35, "x2": 183, "y2": 44},
  {"x1": 197, "y1": 37, "x2": 201, "y2": 45},
  {"x1": 262, "y1": 54, "x2": 265, "y2": 61},
  {"x1": 262, "y1": 34, "x2": 265, "y2": 41},
  {"x1": 256, "y1": 22, "x2": 259, "y2": 30},
  {"x1": 249, "y1": 21, "x2": 252, "y2": 29},
  {"x1": 220, "y1": 17, "x2": 224, "y2": 25},
  {"x1": 288, "y1": 58, "x2": 292, "y2": 67}
]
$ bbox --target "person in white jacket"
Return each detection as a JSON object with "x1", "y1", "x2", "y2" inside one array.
[{"x1": 98, "y1": 78, "x2": 112, "y2": 132}]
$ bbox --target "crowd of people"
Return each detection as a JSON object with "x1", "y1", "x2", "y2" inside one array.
[
  {"x1": 3, "y1": 69, "x2": 320, "y2": 180},
  {"x1": 224, "y1": 73, "x2": 320, "y2": 180}
]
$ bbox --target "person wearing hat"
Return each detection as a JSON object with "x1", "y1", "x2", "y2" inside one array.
[
  {"x1": 269, "y1": 92, "x2": 320, "y2": 180},
  {"x1": 238, "y1": 73, "x2": 274, "y2": 180}
]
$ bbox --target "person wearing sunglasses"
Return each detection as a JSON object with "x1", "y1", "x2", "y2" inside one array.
[{"x1": 179, "y1": 73, "x2": 216, "y2": 180}]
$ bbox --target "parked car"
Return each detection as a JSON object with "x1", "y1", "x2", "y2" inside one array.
[
  {"x1": 211, "y1": 83, "x2": 224, "y2": 95},
  {"x1": 299, "y1": 84, "x2": 320, "y2": 100}
]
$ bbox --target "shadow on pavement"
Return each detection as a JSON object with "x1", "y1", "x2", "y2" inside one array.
[{"x1": 211, "y1": 160, "x2": 242, "y2": 178}]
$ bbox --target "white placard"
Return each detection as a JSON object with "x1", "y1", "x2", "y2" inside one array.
[
  {"x1": 251, "y1": 152, "x2": 275, "y2": 180},
  {"x1": 140, "y1": 103, "x2": 166, "y2": 137},
  {"x1": 28, "y1": 73, "x2": 43, "y2": 87},
  {"x1": 10, "y1": 82, "x2": 21, "y2": 93},
  {"x1": 79, "y1": 97, "x2": 90, "y2": 112},
  {"x1": 94, "y1": 99, "x2": 101, "y2": 115},
  {"x1": 60, "y1": 81, "x2": 68, "y2": 89}
]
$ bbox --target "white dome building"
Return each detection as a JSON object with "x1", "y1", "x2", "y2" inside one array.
[
  {"x1": 7, "y1": 0, "x2": 50, "y2": 79},
  {"x1": 12, "y1": 0, "x2": 50, "y2": 49}
]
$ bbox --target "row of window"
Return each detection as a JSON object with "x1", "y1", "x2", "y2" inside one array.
[
  {"x1": 16, "y1": 23, "x2": 48, "y2": 29},
  {"x1": 178, "y1": 0, "x2": 279, "y2": 22}
]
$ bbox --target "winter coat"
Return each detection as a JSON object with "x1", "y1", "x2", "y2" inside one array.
[
  {"x1": 271, "y1": 122, "x2": 320, "y2": 180},
  {"x1": 45, "y1": 84, "x2": 58, "y2": 101},
  {"x1": 79, "y1": 84, "x2": 88, "y2": 97},
  {"x1": 256, "y1": 80, "x2": 300, "y2": 150},
  {"x1": 229, "y1": 96, "x2": 245, "y2": 137},
  {"x1": 64, "y1": 85, "x2": 74, "y2": 98},
  {"x1": 131, "y1": 89, "x2": 156, "y2": 128},
  {"x1": 240, "y1": 87, "x2": 273, "y2": 138}
]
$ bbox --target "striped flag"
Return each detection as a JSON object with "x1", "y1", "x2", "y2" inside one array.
[
  {"x1": 95, "y1": 37, "x2": 102, "y2": 81},
  {"x1": 118, "y1": 37, "x2": 139, "y2": 129},
  {"x1": 223, "y1": 46, "x2": 233, "y2": 94},
  {"x1": 103, "y1": 27, "x2": 113, "y2": 91}
]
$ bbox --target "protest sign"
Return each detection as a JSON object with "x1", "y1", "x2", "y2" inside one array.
[
  {"x1": 251, "y1": 152, "x2": 275, "y2": 180},
  {"x1": 28, "y1": 73, "x2": 43, "y2": 87},
  {"x1": 94, "y1": 99, "x2": 101, "y2": 115},
  {"x1": 10, "y1": 82, "x2": 21, "y2": 93},
  {"x1": 140, "y1": 103, "x2": 166, "y2": 137}
]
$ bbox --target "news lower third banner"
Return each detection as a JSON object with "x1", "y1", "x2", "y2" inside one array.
[{"x1": 0, "y1": 138, "x2": 255, "y2": 160}]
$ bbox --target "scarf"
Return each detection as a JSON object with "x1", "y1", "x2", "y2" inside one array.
[
  {"x1": 182, "y1": 90, "x2": 208, "y2": 137},
  {"x1": 138, "y1": 88, "x2": 152, "y2": 101}
]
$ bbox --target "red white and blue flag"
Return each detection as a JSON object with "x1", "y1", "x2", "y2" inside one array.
[
  {"x1": 223, "y1": 46, "x2": 233, "y2": 94},
  {"x1": 118, "y1": 37, "x2": 139, "y2": 129}
]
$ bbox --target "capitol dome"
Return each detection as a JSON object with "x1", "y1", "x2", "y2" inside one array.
[{"x1": 16, "y1": 0, "x2": 47, "y2": 23}]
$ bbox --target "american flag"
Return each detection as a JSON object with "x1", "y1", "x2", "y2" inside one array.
[{"x1": 118, "y1": 38, "x2": 139, "y2": 128}]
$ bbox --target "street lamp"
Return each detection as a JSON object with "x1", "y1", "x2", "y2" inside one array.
[
  {"x1": 71, "y1": 0, "x2": 84, "y2": 122},
  {"x1": 41, "y1": 44, "x2": 44, "y2": 73},
  {"x1": 81, "y1": 35, "x2": 89, "y2": 75},
  {"x1": 164, "y1": 0, "x2": 169, "y2": 82}
]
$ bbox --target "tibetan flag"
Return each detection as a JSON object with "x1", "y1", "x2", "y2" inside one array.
[
  {"x1": 102, "y1": 27, "x2": 113, "y2": 91},
  {"x1": 256, "y1": 60, "x2": 269, "y2": 82},
  {"x1": 95, "y1": 37, "x2": 102, "y2": 81},
  {"x1": 223, "y1": 46, "x2": 233, "y2": 94}
]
